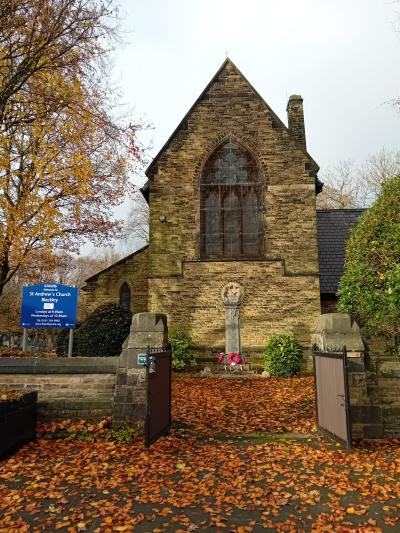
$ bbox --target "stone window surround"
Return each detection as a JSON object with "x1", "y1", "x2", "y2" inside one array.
[
  {"x1": 119, "y1": 281, "x2": 132, "y2": 312},
  {"x1": 196, "y1": 137, "x2": 266, "y2": 261}
]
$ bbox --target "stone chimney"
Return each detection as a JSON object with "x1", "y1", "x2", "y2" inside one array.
[{"x1": 286, "y1": 94, "x2": 306, "y2": 149}]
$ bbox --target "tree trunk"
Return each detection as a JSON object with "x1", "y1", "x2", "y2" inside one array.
[{"x1": 0, "y1": 256, "x2": 11, "y2": 297}]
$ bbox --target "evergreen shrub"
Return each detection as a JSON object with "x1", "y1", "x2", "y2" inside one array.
[
  {"x1": 56, "y1": 304, "x2": 131, "y2": 357},
  {"x1": 168, "y1": 329, "x2": 196, "y2": 371},
  {"x1": 55, "y1": 328, "x2": 79, "y2": 357},
  {"x1": 264, "y1": 334, "x2": 303, "y2": 377},
  {"x1": 339, "y1": 175, "x2": 400, "y2": 339}
]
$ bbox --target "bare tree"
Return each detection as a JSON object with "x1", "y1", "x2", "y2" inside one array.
[
  {"x1": 50, "y1": 252, "x2": 117, "y2": 288},
  {"x1": 92, "y1": 246, "x2": 126, "y2": 269},
  {"x1": 317, "y1": 160, "x2": 361, "y2": 209},
  {"x1": 317, "y1": 149, "x2": 400, "y2": 209},
  {"x1": 124, "y1": 191, "x2": 149, "y2": 249},
  {"x1": 358, "y1": 148, "x2": 400, "y2": 206}
]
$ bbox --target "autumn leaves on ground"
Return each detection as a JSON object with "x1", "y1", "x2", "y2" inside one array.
[
  {"x1": 172, "y1": 376, "x2": 315, "y2": 435},
  {"x1": 1, "y1": 377, "x2": 399, "y2": 532}
]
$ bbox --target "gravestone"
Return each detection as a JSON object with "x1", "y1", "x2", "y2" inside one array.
[
  {"x1": 221, "y1": 282, "x2": 244, "y2": 354},
  {"x1": 113, "y1": 312, "x2": 168, "y2": 429}
]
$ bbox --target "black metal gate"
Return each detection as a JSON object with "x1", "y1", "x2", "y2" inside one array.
[
  {"x1": 144, "y1": 345, "x2": 172, "y2": 448},
  {"x1": 312, "y1": 346, "x2": 352, "y2": 450}
]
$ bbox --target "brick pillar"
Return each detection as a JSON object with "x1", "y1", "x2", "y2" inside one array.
[
  {"x1": 286, "y1": 94, "x2": 306, "y2": 149},
  {"x1": 113, "y1": 312, "x2": 168, "y2": 429}
]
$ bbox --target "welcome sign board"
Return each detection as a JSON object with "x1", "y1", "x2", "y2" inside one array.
[{"x1": 20, "y1": 283, "x2": 78, "y2": 328}]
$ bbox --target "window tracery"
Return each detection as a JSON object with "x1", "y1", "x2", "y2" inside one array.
[{"x1": 200, "y1": 139, "x2": 264, "y2": 259}]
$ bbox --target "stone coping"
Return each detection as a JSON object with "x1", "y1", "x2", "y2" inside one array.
[{"x1": 0, "y1": 357, "x2": 118, "y2": 374}]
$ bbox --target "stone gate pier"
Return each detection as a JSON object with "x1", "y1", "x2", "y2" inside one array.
[
  {"x1": 113, "y1": 313, "x2": 168, "y2": 429},
  {"x1": 313, "y1": 313, "x2": 400, "y2": 439}
]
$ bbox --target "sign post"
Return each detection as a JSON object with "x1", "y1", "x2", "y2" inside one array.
[
  {"x1": 68, "y1": 328, "x2": 74, "y2": 358},
  {"x1": 22, "y1": 328, "x2": 28, "y2": 352},
  {"x1": 20, "y1": 283, "x2": 78, "y2": 355}
]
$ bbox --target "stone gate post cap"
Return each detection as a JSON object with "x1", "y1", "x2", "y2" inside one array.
[
  {"x1": 313, "y1": 312, "x2": 364, "y2": 352},
  {"x1": 131, "y1": 313, "x2": 168, "y2": 333},
  {"x1": 315, "y1": 313, "x2": 361, "y2": 334}
]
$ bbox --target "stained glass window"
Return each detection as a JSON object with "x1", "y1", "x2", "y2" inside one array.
[{"x1": 200, "y1": 139, "x2": 264, "y2": 259}]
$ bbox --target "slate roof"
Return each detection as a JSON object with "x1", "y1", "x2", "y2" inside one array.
[
  {"x1": 317, "y1": 209, "x2": 366, "y2": 295},
  {"x1": 140, "y1": 181, "x2": 149, "y2": 203}
]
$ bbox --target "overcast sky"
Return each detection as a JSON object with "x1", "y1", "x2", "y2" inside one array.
[
  {"x1": 98, "y1": 0, "x2": 400, "y2": 254},
  {"x1": 112, "y1": 0, "x2": 400, "y2": 188}
]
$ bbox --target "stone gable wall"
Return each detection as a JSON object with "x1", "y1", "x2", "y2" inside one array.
[
  {"x1": 147, "y1": 61, "x2": 321, "y2": 350},
  {"x1": 84, "y1": 248, "x2": 149, "y2": 316},
  {"x1": 148, "y1": 62, "x2": 319, "y2": 277}
]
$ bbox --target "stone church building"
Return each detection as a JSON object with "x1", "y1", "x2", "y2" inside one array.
[{"x1": 83, "y1": 59, "x2": 363, "y2": 354}]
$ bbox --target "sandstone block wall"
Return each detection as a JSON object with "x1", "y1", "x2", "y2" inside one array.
[
  {"x1": 84, "y1": 247, "x2": 149, "y2": 316},
  {"x1": 349, "y1": 370, "x2": 400, "y2": 439},
  {"x1": 147, "y1": 60, "x2": 321, "y2": 350},
  {"x1": 0, "y1": 358, "x2": 117, "y2": 420},
  {"x1": 148, "y1": 61, "x2": 319, "y2": 276},
  {"x1": 149, "y1": 260, "x2": 320, "y2": 352}
]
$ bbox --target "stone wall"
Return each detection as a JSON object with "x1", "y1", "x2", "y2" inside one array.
[
  {"x1": 349, "y1": 370, "x2": 400, "y2": 439},
  {"x1": 0, "y1": 313, "x2": 169, "y2": 429},
  {"x1": 0, "y1": 358, "x2": 117, "y2": 420},
  {"x1": 320, "y1": 295, "x2": 338, "y2": 315},
  {"x1": 149, "y1": 260, "x2": 320, "y2": 352},
  {"x1": 83, "y1": 246, "x2": 149, "y2": 315},
  {"x1": 147, "y1": 60, "x2": 321, "y2": 350}
]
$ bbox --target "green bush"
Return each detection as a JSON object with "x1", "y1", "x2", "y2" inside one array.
[
  {"x1": 339, "y1": 176, "x2": 400, "y2": 338},
  {"x1": 56, "y1": 328, "x2": 79, "y2": 357},
  {"x1": 168, "y1": 329, "x2": 196, "y2": 371},
  {"x1": 264, "y1": 334, "x2": 303, "y2": 377},
  {"x1": 110, "y1": 427, "x2": 135, "y2": 444},
  {"x1": 56, "y1": 304, "x2": 131, "y2": 357}
]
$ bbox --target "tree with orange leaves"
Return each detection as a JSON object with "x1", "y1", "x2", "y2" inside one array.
[{"x1": 0, "y1": 0, "x2": 144, "y2": 296}]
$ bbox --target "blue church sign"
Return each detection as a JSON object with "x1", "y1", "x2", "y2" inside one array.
[{"x1": 20, "y1": 283, "x2": 78, "y2": 328}]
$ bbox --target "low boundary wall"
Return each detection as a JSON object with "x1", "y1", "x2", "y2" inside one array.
[
  {"x1": 0, "y1": 313, "x2": 169, "y2": 430},
  {"x1": 0, "y1": 358, "x2": 117, "y2": 421},
  {"x1": 349, "y1": 370, "x2": 400, "y2": 439}
]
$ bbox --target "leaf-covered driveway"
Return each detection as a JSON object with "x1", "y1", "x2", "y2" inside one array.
[
  {"x1": 0, "y1": 376, "x2": 399, "y2": 532},
  {"x1": 172, "y1": 376, "x2": 315, "y2": 435}
]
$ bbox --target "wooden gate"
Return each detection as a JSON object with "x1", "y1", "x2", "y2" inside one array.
[
  {"x1": 312, "y1": 346, "x2": 352, "y2": 450},
  {"x1": 144, "y1": 345, "x2": 172, "y2": 448}
]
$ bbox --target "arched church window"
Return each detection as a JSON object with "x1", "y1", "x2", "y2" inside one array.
[
  {"x1": 200, "y1": 139, "x2": 264, "y2": 259},
  {"x1": 119, "y1": 282, "x2": 131, "y2": 312}
]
